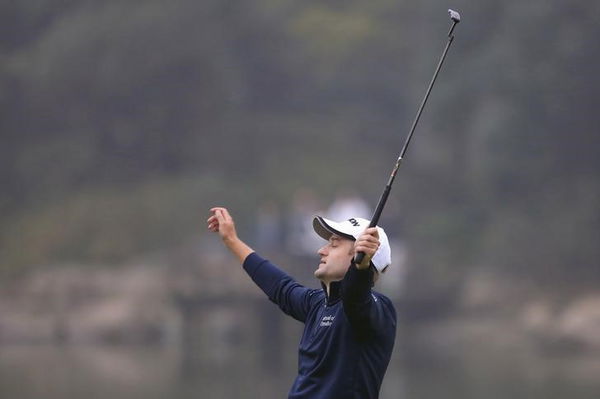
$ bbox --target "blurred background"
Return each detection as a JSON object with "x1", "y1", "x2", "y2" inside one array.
[{"x1": 1, "y1": 0, "x2": 599, "y2": 398}]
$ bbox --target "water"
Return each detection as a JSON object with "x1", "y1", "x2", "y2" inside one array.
[{"x1": 1, "y1": 340, "x2": 598, "y2": 399}]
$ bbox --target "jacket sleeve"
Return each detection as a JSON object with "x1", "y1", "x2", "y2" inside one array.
[
  {"x1": 243, "y1": 252, "x2": 316, "y2": 323},
  {"x1": 341, "y1": 262, "x2": 396, "y2": 340}
]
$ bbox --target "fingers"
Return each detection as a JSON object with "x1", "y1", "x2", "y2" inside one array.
[
  {"x1": 357, "y1": 228, "x2": 380, "y2": 247},
  {"x1": 354, "y1": 227, "x2": 380, "y2": 257},
  {"x1": 207, "y1": 207, "x2": 230, "y2": 232},
  {"x1": 207, "y1": 214, "x2": 219, "y2": 232},
  {"x1": 207, "y1": 207, "x2": 237, "y2": 240},
  {"x1": 355, "y1": 242, "x2": 379, "y2": 255},
  {"x1": 365, "y1": 227, "x2": 379, "y2": 239},
  {"x1": 210, "y1": 207, "x2": 231, "y2": 220}
]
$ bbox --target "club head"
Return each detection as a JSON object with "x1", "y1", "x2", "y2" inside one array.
[{"x1": 448, "y1": 9, "x2": 461, "y2": 23}]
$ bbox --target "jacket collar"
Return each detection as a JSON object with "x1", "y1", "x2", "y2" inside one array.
[{"x1": 321, "y1": 280, "x2": 342, "y2": 306}]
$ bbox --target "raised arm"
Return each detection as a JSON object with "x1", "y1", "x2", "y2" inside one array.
[
  {"x1": 342, "y1": 228, "x2": 396, "y2": 340},
  {"x1": 207, "y1": 207, "x2": 254, "y2": 263},
  {"x1": 207, "y1": 207, "x2": 315, "y2": 322}
]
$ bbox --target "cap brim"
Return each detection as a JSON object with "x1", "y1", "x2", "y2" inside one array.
[{"x1": 312, "y1": 216, "x2": 355, "y2": 241}]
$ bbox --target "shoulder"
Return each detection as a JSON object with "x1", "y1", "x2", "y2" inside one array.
[
  {"x1": 307, "y1": 288, "x2": 325, "y2": 302},
  {"x1": 299, "y1": 288, "x2": 325, "y2": 311},
  {"x1": 371, "y1": 291, "x2": 397, "y2": 318}
]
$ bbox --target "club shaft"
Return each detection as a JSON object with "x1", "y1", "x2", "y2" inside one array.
[{"x1": 355, "y1": 19, "x2": 458, "y2": 265}]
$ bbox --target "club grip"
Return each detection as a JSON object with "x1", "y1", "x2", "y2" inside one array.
[{"x1": 354, "y1": 250, "x2": 368, "y2": 266}]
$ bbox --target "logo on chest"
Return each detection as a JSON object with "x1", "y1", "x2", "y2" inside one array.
[{"x1": 320, "y1": 315, "x2": 335, "y2": 327}]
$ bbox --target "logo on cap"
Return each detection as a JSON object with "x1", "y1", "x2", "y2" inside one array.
[{"x1": 348, "y1": 218, "x2": 360, "y2": 227}]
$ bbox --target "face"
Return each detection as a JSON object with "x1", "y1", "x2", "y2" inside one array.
[{"x1": 315, "y1": 234, "x2": 354, "y2": 283}]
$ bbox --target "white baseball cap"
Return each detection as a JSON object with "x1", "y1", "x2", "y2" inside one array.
[{"x1": 312, "y1": 216, "x2": 392, "y2": 273}]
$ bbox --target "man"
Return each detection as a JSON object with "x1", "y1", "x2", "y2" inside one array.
[{"x1": 207, "y1": 207, "x2": 396, "y2": 399}]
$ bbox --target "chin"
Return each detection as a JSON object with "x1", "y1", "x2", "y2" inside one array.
[{"x1": 314, "y1": 266, "x2": 326, "y2": 279}]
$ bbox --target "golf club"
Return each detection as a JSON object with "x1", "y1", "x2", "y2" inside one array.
[{"x1": 355, "y1": 9, "x2": 461, "y2": 265}]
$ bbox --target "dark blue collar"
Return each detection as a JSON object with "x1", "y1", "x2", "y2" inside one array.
[{"x1": 322, "y1": 280, "x2": 342, "y2": 306}]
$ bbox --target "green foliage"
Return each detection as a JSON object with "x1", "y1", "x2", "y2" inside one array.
[{"x1": 0, "y1": 173, "x2": 258, "y2": 271}]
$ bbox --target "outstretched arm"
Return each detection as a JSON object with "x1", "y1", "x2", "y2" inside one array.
[
  {"x1": 207, "y1": 207, "x2": 254, "y2": 263},
  {"x1": 207, "y1": 206, "x2": 315, "y2": 322}
]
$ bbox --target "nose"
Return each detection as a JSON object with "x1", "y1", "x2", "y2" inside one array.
[{"x1": 318, "y1": 244, "x2": 328, "y2": 256}]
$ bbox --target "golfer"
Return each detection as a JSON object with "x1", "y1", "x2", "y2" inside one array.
[{"x1": 207, "y1": 207, "x2": 396, "y2": 399}]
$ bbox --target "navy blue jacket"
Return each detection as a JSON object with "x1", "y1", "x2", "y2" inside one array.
[{"x1": 243, "y1": 253, "x2": 396, "y2": 399}]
